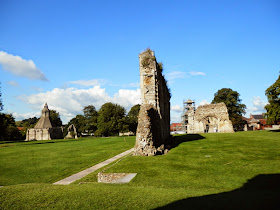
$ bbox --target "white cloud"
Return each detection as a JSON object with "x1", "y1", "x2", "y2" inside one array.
[
  {"x1": 188, "y1": 71, "x2": 206, "y2": 76},
  {"x1": 31, "y1": 86, "x2": 44, "y2": 92},
  {"x1": 171, "y1": 105, "x2": 183, "y2": 113},
  {"x1": 69, "y1": 79, "x2": 140, "y2": 89},
  {"x1": 170, "y1": 111, "x2": 182, "y2": 123},
  {"x1": 170, "y1": 105, "x2": 184, "y2": 123},
  {"x1": 0, "y1": 51, "x2": 48, "y2": 81},
  {"x1": 108, "y1": 82, "x2": 140, "y2": 88},
  {"x1": 246, "y1": 96, "x2": 268, "y2": 114},
  {"x1": 11, "y1": 111, "x2": 40, "y2": 121},
  {"x1": 199, "y1": 100, "x2": 209, "y2": 106},
  {"x1": 166, "y1": 71, "x2": 186, "y2": 81},
  {"x1": 113, "y1": 89, "x2": 141, "y2": 108},
  {"x1": 7, "y1": 80, "x2": 19, "y2": 87},
  {"x1": 126, "y1": 82, "x2": 140, "y2": 88},
  {"x1": 20, "y1": 86, "x2": 141, "y2": 124},
  {"x1": 69, "y1": 79, "x2": 106, "y2": 87},
  {"x1": 166, "y1": 71, "x2": 206, "y2": 84}
]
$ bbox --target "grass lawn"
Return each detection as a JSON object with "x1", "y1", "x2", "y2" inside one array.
[
  {"x1": 0, "y1": 136, "x2": 135, "y2": 185},
  {"x1": 0, "y1": 131, "x2": 279, "y2": 209}
]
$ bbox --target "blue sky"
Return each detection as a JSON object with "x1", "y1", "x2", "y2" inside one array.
[{"x1": 0, "y1": 0, "x2": 279, "y2": 124}]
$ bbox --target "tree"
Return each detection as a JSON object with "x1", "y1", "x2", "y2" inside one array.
[
  {"x1": 49, "y1": 110, "x2": 62, "y2": 127},
  {"x1": 96, "y1": 102, "x2": 126, "y2": 136},
  {"x1": 265, "y1": 74, "x2": 280, "y2": 124},
  {"x1": 17, "y1": 117, "x2": 38, "y2": 128},
  {"x1": 22, "y1": 117, "x2": 38, "y2": 128},
  {"x1": 0, "y1": 113, "x2": 22, "y2": 141},
  {"x1": 0, "y1": 82, "x2": 3, "y2": 112},
  {"x1": 127, "y1": 104, "x2": 140, "y2": 134},
  {"x1": 83, "y1": 105, "x2": 98, "y2": 133},
  {"x1": 16, "y1": 117, "x2": 39, "y2": 139},
  {"x1": 212, "y1": 88, "x2": 246, "y2": 131}
]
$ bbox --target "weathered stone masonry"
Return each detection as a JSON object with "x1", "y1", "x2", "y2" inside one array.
[
  {"x1": 26, "y1": 103, "x2": 63, "y2": 141},
  {"x1": 134, "y1": 49, "x2": 171, "y2": 156},
  {"x1": 183, "y1": 100, "x2": 234, "y2": 133}
]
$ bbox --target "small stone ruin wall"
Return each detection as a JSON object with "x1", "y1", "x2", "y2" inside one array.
[
  {"x1": 134, "y1": 49, "x2": 171, "y2": 156},
  {"x1": 193, "y1": 102, "x2": 234, "y2": 133},
  {"x1": 26, "y1": 127, "x2": 63, "y2": 141},
  {"x1": 97, "y1": 173, "x2": 127, "y2": 183}
]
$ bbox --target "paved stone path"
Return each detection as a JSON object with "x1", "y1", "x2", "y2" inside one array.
[{"x1": 53, "y1": 148, "x2": 134, "y2": 185}]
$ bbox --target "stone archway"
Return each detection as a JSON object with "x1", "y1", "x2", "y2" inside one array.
[{"x1": 200, "y1": 115, "x2": 219, "y2": 133}]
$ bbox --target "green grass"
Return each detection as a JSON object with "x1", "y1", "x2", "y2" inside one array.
[
  {"x1": 0, "y1": 136, "x2": 135, "y2": 185},
  {"x1": 0, "y1": 131, "x2": 279, "y2": 209}
]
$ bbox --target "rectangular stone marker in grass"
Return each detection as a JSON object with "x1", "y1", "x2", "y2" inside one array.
[{"x1": 97, "y1": 173, "x2": 137, "y2": 183}]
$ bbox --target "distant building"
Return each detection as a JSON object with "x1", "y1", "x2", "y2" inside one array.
[
  {"x1": 25, "y1": 103, "x2": 63, "y2": 141},
  {"x1": 170, "y1": 123, "x2": 183, "y2": 132},
  {"x1": 243, "y1": 113, "x2": 272, "y2": 131},
  {"x1": 17, "y1": 127, "x2": 25, "y2": 131}
]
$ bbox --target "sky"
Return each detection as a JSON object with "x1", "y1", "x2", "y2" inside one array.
[{"x1": 0, "y1": 0, "x2": 279, "y2": 124}]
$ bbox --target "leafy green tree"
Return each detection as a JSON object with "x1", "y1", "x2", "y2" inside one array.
[
  {"x1": 96, "y1": 102, "x2": 126, "y2": 136},
  {"x1": 17, "y1": 117, "x2": 38, "y2": 128},
  {"x1": 212, "y1": 88, "x2": 246, "y2": 131},
  {"x1": 127, "y1": 104, "x2": 140, "y2": 134},
  {"x1": 265, "y1": 74, "x2": 280, "y2": 124},
  {"x1": 49, "y1": 110, "x2": 62, "y2": 127},
  {"x1": 16, "y1": 117, "x2": 39, "y2": 138},
  {"x1": 0, "y1": 82, "x2": 3, "y2": 112},
  {"x1": 83, "y1": 105, "x2": 98, "y2": 133},
  {"x1": 23, "y1": 117, "x2": 38, "y2": 127},
  {"x1": 0, "y1": 113, "x2": 22, "y2": 141}
]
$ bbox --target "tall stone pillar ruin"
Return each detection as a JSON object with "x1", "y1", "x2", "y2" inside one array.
[{"x1": 134, "y1": 49, "x2": 171, "y2": 156}]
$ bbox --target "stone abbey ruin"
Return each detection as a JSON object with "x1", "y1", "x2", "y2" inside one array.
[
  {"x1": 133, "y1": 49, "x2": 171, "y2": 156},
  {"x1": 182, "y1": 99, "x2": 234, "y2": 133},
  {"x1": 26, "y1": 103, "x2": 63, "y2": 141},
  {"x1": 25, "y1": 49, "x2": 234, "y2": 146}
]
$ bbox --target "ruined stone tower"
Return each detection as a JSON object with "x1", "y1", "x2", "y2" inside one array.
[{"x1": 134, "y1": 49, "x2": 171, "y2": 156}]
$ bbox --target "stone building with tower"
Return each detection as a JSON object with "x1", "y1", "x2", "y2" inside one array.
[
  {"x1": 182, "y1": 99, "x2": 234, "y2": 133},
  {"x1": 25, "y1": 103, "x2": 63, "y2": 141}
]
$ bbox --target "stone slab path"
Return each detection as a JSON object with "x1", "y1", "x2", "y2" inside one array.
[{"x1": 53, "y1": 148, "x2": 134, "y2": 185}]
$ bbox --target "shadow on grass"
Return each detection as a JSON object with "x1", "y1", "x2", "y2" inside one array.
[
  {"x1": 26, "y1": 138, "x2": 85, "y2": 145},
  {"x1": 155, "y1": 174, "x2": 280, "y2": 210},
  {"x1": 0, "y1": 138, "x2": 84, "y2": 146},
  {"x1": 170, "y1": 134, "x2": 205, "y2": 150},
  {"x1": 0, "y1": 140, "x2": 25, "y2": 144},
  {"x1": 269, "y1": 129, "x2": 280, "y2": 132}
]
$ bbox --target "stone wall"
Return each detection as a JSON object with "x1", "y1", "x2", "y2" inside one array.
[
  {"x1": 64, "y1": 124, "x2": 78, "y2": 139},
  {"x1": 26, "y1": 127, "x2": 63, "y2": 141},
  {"x1": 134, "y1": 49, "x2": 171, "y2": 156},
  {"x1": 26, "y1": 128, "x2": 51, "y2": 141},
  {"x1": 187, "y1": 102, "x2": 234, "y2": 133}
]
